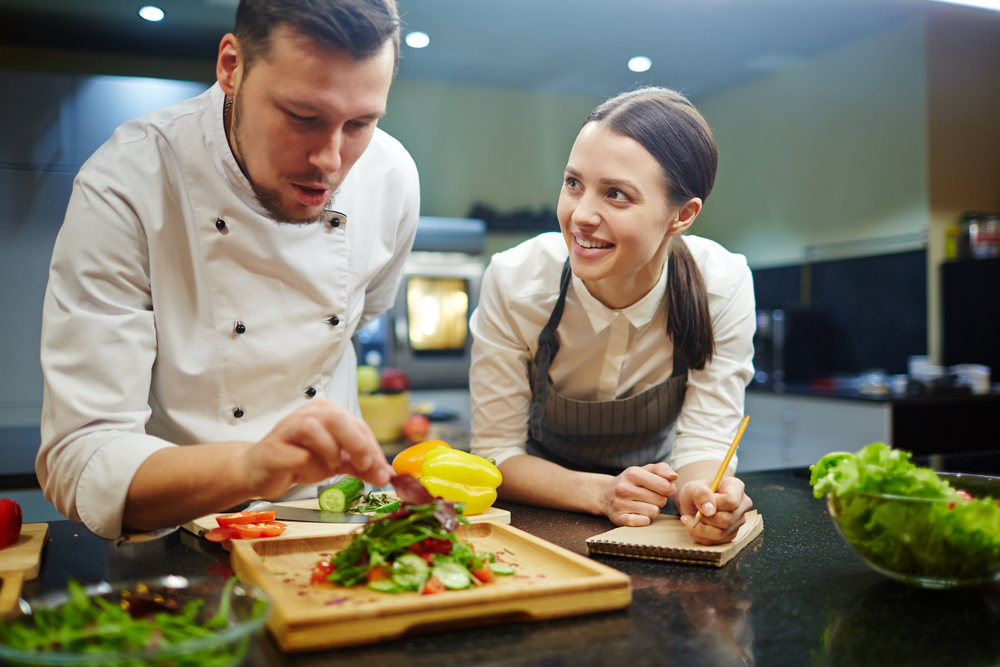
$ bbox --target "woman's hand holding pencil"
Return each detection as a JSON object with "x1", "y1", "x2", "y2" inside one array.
[{"x1": 675, "y1": 416, "x2": 754, "y2": 545}]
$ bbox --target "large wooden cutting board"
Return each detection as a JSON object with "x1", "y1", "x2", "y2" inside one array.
[
  {"x1": 0, "y1": 524, "x2": 49, "y2": 617},
  {"x1": 183, "y1": 499, "x2": 510, "y2": 540},
  {"x1": 231, "y1": 521, "x2": 632, "y2": 652}
]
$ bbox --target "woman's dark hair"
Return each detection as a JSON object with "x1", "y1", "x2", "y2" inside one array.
[
  {"x1": 234, "y1": 0, "x2": 400, "y2": 72},
  {"x1": 586, "y1": 87, "x2": 718, "y2": 371}
]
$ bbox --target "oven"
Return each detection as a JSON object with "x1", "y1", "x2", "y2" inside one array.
[{"x1": 355, "y1": 217, "x2": 486, "y2": 389}]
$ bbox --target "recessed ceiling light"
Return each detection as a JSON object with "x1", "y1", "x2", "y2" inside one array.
[
  {"x1": 138, "y1": 5, "x2": 165, "y2": 21},
  {"x1": 405, "y1": 31, "x2": 430, "y2": 49},
  {"x1": 628, "y1": 56, "x2": 652, "y2": 73},
  {"x1": 928, "y1": 0, "x2": 1000, "y2": 10}
]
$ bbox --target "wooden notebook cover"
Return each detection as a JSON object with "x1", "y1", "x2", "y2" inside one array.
[{"x1": 586, "y1": 510, "x2": 763, "y2": 567}]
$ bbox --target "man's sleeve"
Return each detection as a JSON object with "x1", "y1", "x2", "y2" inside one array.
[
  {"x1": 37, "y1": 167, "x2": 176, "y2": 539},
  {"x1": 357, "y1": 152, "x2": 420, "y2": 331}
]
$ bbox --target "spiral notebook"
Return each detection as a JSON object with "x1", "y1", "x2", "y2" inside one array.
[{"x1": 586, "y1": 510, "x2": 763, "y2": 567}]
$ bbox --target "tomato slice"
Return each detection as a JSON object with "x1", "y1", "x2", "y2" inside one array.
[
  {"x1": 311, "y1": 560, "x2": 335, "y2": 584},
  {"x1": 216, "y1": 510, "x2": 277, "y2": 527},
  {"x1": 367, "y1": 566, "x2": 392, "y2": 583},
  {"x1": 422, "y1": 575, "x2": 446, "y2": 595},
  {"x1": 471, "y1": 565, "x2": 494, "y2": 583},
  {"x1": 258, "y1": 521, "x2": 287, "y2": 538},
  {"x1": 205, "y1": 527, "x2": 238, "y2": 542}
]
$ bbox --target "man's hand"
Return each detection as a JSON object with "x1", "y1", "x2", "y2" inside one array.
[
  {"x1": 602, "y1": 462, "x2": 678, "y2": 527},
  {"x1": 241, "y1": 399, "x2": 392, "y2": 499},
  {"x1": 676, "y1": 476, "x2": 752, "y2": 545}
]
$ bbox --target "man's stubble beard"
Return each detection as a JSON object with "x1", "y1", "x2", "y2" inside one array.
[{"x1": 231, "y1": 94, "x2": 336, "y2": 226}]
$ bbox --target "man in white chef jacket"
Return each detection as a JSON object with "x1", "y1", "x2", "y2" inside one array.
[{"x1": 37, "y1": 0, "x2": 414, "y2": 539}]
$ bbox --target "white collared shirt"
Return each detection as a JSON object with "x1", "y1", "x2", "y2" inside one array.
[
  {"x1": 37, "y1": 83, "x2": 420, "y2": 539},
  {"x1": 469, "y1": 232, "x2": 755, "y2": 471}
]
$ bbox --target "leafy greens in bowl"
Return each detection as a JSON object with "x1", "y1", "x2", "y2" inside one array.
[
  {"x1": 0, "y1": 576, "x2": 270, "y2": 666},
  {"x1": 811, "y1": 443, "x2": 1000, "y2": 588}
]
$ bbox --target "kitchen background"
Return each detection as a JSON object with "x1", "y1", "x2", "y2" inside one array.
[{"x1": 1, "y1": 1, "x2": 999, "y2": 518}]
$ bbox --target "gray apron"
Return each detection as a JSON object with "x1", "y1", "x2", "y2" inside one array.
[{"x1": 527, "y1": 259, "x2": 688, "y2": 475}]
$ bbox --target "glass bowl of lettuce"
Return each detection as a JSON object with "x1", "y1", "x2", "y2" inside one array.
[
  {"x1": 0, "y1": 576, "x2": 270, "y2": 666},
  {"x1": 811, "y1": 443, "x2": 1000, "y2": 589}
]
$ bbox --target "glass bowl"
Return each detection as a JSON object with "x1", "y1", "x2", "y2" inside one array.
[
  {"x1": 0, "y1": 576, "x2": 271, "y2": 666},
  {"x1": 826, "y1": 472, "x2": 1000, "y2": 588}
]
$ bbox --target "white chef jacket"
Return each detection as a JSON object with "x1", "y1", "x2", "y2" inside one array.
[
  {"x1": 37, "y1": 82, "x2": 420, "y2": 539},
  {"x1": 469, "y1": 232, "x2": 755, "y2": 472}
]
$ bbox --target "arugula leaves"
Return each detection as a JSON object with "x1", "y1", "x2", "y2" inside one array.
[{"x1": 0, "y1": 577, "x2": 254, "y2": 665}]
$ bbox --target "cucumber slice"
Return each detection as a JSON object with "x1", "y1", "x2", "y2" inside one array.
[
  {"x1": 432, "y1": 562, "x2": 472, "y2": 590},
  {"x1": 391, "y1": 553, "x2": 430, "y2": 590},
  {"x1": 489, "y1": 562, "x2": 516, "y2": 575},
  {"x1": 319, "y1": 476, "x2": 365, "y2": 512},
  {"x1": 367, "y1": 578, "x2": 403, "y2": 593}
]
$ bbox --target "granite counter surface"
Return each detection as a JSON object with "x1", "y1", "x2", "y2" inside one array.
[{"x1": 19, "y1": 453, "x2": 1000, "y2": 666}]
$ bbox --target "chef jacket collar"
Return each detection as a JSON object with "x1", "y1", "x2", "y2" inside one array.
[{"x1": 570, "y1": 255, "x2": 669, "y2": 334}]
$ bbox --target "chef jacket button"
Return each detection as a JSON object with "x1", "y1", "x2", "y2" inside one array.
[
  {"x1": 329, "y1": 316, "x2": 340, "y2": 326},
  {"x1": 233, "y1": 407, "x2": 244, "y2": 418},
  {"x1": 235, "y1": 321, "x2": 246, "y2": 335},
  {"x1": 305, "y1": 387, "x2": 317, "y2": 398},
  {"x1": 330, "y1": 218, "x2": 340, "y2": 228},
  {"x1": 216, "y1": 218, "x2": 226, "y2": 231}
]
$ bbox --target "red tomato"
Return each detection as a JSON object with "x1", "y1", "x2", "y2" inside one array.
[
  {"x1": 367, "y1": 566, "x2": 392, "y2": 583},
  {"x1": 422, "y1": 576, "x2": 446, "y2": 595},
  {"x1": 955, "y1": 489, "x2": 974, "y2": 502},
  {"x1": 0, "y1": 498, "x2": 22, "y2": 550},
  {"x1": 216, "y1": 511, "x2": 277, "y2": 527},
  {"x1": 311, "y1": 560, "x2": 335, "y2": 584},
  {"x1": 205, "y1": 527, "x2": 238, "y2": 542},
  {"x1": 407, "y1": 542, "x2": 425, "y2": 554},
  {"x1": 471, "y1": 565, "x2": 494, "y2": 583},
  {"x1": 419, "y1": 552, "x2": 435, "y2": 565}
]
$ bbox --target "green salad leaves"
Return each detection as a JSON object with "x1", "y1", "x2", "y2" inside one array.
[{"x1": 811, "y1": 443, "x2": 1000, "y2": 582}]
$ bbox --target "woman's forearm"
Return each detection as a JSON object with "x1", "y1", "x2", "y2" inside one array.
[{"x1": 497, "y1": 454, "x2": 609, "y2": 515}]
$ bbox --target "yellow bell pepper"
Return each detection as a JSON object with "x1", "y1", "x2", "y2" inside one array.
[
  {"x1": 391, "y1": 440, "x2": 451, "y2": 478},
  {"x1": 419, "y1": 449, "x2": 503, "y2": 515}
]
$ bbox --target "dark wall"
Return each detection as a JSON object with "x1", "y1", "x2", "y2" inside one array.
[{"x1": 752, "y1": 250, "x2": 927, "y2": 377}]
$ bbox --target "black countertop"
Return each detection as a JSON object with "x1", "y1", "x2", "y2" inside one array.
[{"x1": 19, "y1": 452, "x2": 1000, "y2": 667}]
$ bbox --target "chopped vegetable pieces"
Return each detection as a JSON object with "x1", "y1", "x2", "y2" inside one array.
[{"x1": 310, "y1": 474, "x2": 515, "y2": 595}]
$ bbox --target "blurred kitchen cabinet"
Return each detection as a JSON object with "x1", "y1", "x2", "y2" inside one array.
[
  {"x1": 942, "y1": 257, "x2": 1000, "y2": 384},
  {"x1": 740, "y1": 393, "x2": 889, "y2": 471}
]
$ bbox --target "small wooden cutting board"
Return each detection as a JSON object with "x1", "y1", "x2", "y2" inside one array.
[
  {"x1": 0, "y1": 524, "x2": 49, "y2": 617},
  {"x1": 183, "y1": 500, "x2": 511, "y2": 540}
]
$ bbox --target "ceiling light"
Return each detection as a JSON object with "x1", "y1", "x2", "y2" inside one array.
[
  {"x1": 138, "y1": 6, "x2": 165, "y2": 21},
  {"x1": 628, "y1": 56, "x2": 652, "y2": 73},
  {"x1": 405, "y1": 31, "x2": 430, "y2": 49},
  {"x1": 927, "y1": 0, "x2": 1000, "y2": 9}
]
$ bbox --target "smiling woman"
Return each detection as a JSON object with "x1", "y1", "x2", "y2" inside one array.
[{"x1": 468, "y1": 87, "x2": 757, "y2": 547}]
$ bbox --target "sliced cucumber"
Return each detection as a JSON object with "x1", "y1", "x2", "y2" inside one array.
[
  {"x1": 489, "y1": 562, "x2": 516, "y2": 575},
  {"x1": 319, "y1": 476, "x2": 365, "y2": 512},
  {"x1": 367, "y1": 578, "x2": 403, "y2": 593},
  {"x1": 392, "y1": 553, "x2": 430, "y2": 590},
  {"x1": 432, "y1": 562, "x2": 472, "y2": 590}
]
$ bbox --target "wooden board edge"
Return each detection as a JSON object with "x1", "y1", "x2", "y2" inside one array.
[{"x1": 273, "y1": 584, "x2": 632, "y2": 652}]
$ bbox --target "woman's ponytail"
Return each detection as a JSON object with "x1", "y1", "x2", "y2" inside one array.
[{"x1": 667, "y1": 236, "x2": 713, "y2": 370}]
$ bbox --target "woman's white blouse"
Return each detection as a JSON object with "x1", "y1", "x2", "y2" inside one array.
[{"x1": 469, "y1": 232, "x2": 755, "y2": 472}]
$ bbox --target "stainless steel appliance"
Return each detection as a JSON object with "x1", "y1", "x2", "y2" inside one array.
[{"x1": 355, "y1": 217, "x2": 486, "y2": 388}]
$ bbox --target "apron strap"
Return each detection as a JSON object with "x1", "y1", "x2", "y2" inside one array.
[{"x1": 529, "y1": 258, "x2": 573, "y2": 441}]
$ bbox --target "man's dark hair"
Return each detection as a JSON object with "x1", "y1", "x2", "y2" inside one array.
[{"x1": 234, "y1": 0, "x2": 400, "y2": 72}]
